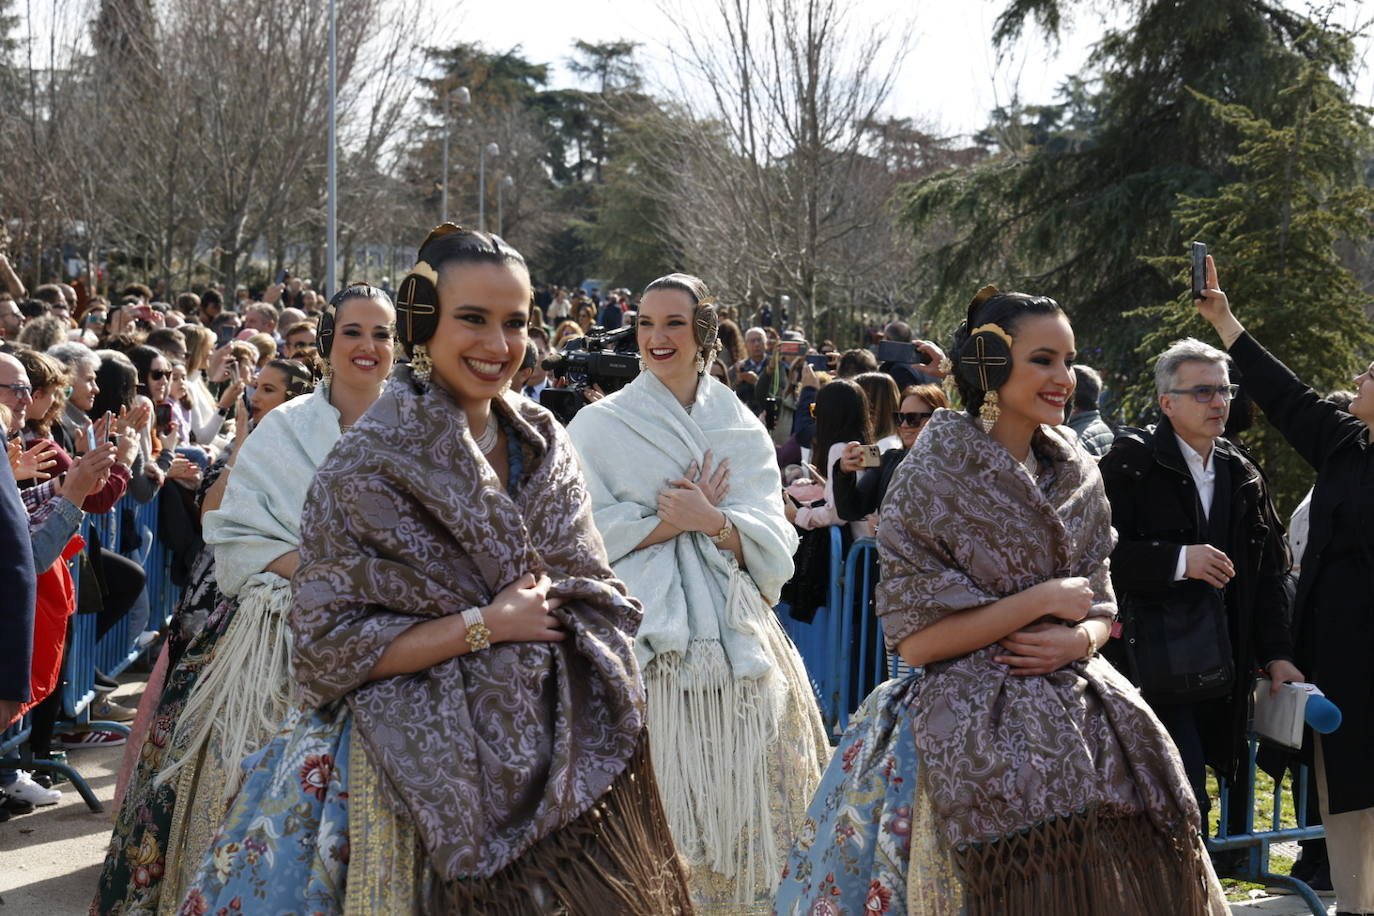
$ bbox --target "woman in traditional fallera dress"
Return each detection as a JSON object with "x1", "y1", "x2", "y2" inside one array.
[
  {"x1": 773, "y1": 288, "x2": 1228, "y2": 916},
  {"x1": 569, "y1": 274, "x2": 828, "y2": 913},
  {"x1": 178, "y1": 225, "x2": 691, "y2": 915},
  {"x1": 92, "y1": 289, "x2": 392, "y2": 916}
]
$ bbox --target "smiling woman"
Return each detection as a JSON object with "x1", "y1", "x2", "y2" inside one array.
[
  {"x1": 569, "y1": 272, "x2": 828, "y2": 911},
  {"x1": 774, "y1": 288, "x2": 1229, "y2": 915},
  {"x1": 173, "y1": 225, "x2": 691, "y2": 915}
]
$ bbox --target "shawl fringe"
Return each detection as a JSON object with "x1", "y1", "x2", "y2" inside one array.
[
  {"x1": 156, "y1": 575, "x2": 293, "y2": 798},
  {"x1": 428, "y1": 735, "x2": 693, "y2": 915},
  {"x1": 953, "y1": 806, "x2": 1213, "y2": 916}
]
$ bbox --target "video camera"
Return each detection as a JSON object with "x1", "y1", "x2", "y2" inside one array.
[{"x1": 539, "y1": 323, "x2": 640, "y2": 424}]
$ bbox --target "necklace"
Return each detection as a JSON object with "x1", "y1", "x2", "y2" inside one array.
[
  {"x1": 1021, "y1": 448, "x2": 1039, "y2": 479},
  {"x1": 472, "y1": 417, "x2": 499, "y2": 454}
]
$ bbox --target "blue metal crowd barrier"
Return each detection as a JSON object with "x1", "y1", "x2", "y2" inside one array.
[
  {"x1": 1210, "y1": 744, "x2": 1327, "y2": 913},
  {"x1": 2, "y1": 489, "x2": 182, "y2": 812},
  {"x1": 777, "y1": 526, "x2": 846, "y2": 728}
]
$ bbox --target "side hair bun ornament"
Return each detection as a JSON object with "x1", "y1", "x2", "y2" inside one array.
[
  {"x1": 395, "y1": 259, "x2": 441, "y2": 357},
  {"x1": 955, "y1": 284, "x2": 1014, "y2": 394}
]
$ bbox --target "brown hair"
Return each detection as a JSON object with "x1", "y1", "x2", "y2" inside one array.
[
  {"x1": 902, "y1": 383, "x2": 950, "y2": 410},
  {"x1": 180, "y1": 324, "x2": 215, "y2": 375},
  {"x1": 15, "y1": 349, "x2": 70, "y2": 437},
  {"x1": 855, "y1": 371, "x2": 901, "y2": 442}
]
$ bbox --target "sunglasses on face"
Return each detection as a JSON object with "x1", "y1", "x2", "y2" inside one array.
[
  {"x1": 1167, "y1": 384, "x2": 1239, "y2": 403},
  {"x1": 147, "y1": 369, "x2": 170, "y2": 382},
  {"x1": 894, "y1": 411, "x2": 934, "y2": 427}
]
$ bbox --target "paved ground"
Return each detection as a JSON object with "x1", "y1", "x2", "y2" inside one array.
[
  {"x1": 0, "y1": 674, "x2": 1346, "y2": 916},
  {"x1": 0, "y1": 677, "x2": 139, "y2": 916}
]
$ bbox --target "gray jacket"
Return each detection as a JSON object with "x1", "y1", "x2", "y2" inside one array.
[{"x1": 1069, "y1": 409, "x2": 1116, "y2": 457}]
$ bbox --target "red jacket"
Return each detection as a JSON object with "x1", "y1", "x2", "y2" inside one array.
[{"x1": 19, "y1": 533, "x2": 83, "y2": 718}]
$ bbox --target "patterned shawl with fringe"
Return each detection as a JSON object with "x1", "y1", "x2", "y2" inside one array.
[
  {"x1": 290, "y1": 368, "x2": 647, "y2": 884},
  {"x1": 877, "y1": 409, "x2": 1221, "y2": 915}
]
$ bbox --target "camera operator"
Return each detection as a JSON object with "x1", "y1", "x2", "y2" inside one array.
[
  {"x1": 537, "y1": 323, "x2": 640, "y2": 424},
  {"x1": 521, "y1": 327, "x2": 552, "y2": 402}
]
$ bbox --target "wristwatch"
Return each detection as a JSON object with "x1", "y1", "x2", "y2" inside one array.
[
  {"x1": 462, "y1": 607, "x2": 491, "y2": 652},
  {"x1": 711, "y1": 513, "x2": 734, "y2": 545}
]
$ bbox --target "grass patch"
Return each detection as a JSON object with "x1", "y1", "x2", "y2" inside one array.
[{"x1": 1205, "y1": 769, "x2": 1310, "y2": 901}]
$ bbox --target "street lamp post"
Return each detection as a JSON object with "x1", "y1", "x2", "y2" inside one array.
[
  {"x1": 478, "y1": 142, "x2": 500, "y2": 233},
  {"x1": 497, "y1": 175, "x2": 514, "y2": 236},
  {"x1": 441, "y1": 86, "x2": 470, "y2": 224},
  {"x1": 326, "y1": 0, "x2": 337, "y2": 298}
]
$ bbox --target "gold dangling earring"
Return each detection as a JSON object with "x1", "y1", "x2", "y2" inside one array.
[
  {"x1": 978, "y1": 389, "x2": 1000, "y2": 434},
  {"x1": 323, "y1": 359, "x2": 333, "y2": 379},
  {"x1": 411, "y1": 343, "x2": 433, "y2": 385},
  {"x1": 694, "y1": 352, "x2": 706, "y2": 374}
]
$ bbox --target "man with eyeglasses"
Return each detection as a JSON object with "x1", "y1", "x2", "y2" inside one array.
[
  {"x1": 1100, "y1": 337, "x2": 1297, "y2": 875},
  {"x1": 0, "y1": 296, "x2": 24, "y2": 341},
  {"x1": 282, "y1": 320, "x2": 318, "y2": 360},
  {"x1": 0, "y1": 354, "x2": 35, "y2": 427}
]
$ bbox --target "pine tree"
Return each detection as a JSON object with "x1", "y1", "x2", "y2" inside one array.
[
  {"x1": 1132, "y1": 61, "x2": 1374, "y2": 510},
  {"x1": 895, "y1": 0, "x2": 1354, "y2": 375}
]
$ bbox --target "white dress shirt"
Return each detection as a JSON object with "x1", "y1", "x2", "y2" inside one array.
[{"x1": 1173, "y1": 433, "x2": 1217, "y2": 580}]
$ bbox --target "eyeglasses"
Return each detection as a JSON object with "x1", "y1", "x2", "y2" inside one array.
[
  {"x1": 894, "y1": 411, "x2": 934, "y2": 427},
  {"x1": 85, "y1": 313, "x2": 106, "y2": 325},
  {"x1": 147, "y1": 369, "x2": 170, "y2": 382},
  {"x1": 1167, "y1": 384, "x2": 1240, "y2": 403},
  {"x1": 0, "y1": 383, "x2": 33, "y2": 398}
]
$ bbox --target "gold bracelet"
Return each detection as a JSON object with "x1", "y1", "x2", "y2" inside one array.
[
  {"x1": 462, "y1": 607, "x2": 491, "y2": 652},
  {"x1": 1075, "y1": 624, "x2": 1095, "y2": 659}
]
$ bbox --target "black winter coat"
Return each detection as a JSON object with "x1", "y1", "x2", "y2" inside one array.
[
  {"x1": 1100, "y1": 415, "x2": 1292, "y2": 785},
  {"x1": 1229, "y1": 332, "x2": 1374, "y2": 813},
  {"x1": 832, "y1": 447, "x2": 907, "y2": 522}
]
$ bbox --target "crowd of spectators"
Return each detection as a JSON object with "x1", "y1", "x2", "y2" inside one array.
[
  {"x1": 0, "y1": 267, "x2": 328, "y2": 818},
  {"x1": 1, "y1": 263, "x2": 1366, "y2": 907}
]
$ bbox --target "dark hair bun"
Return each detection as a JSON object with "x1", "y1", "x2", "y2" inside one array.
[
  {"x1": 946, "y1": 287, "x2": 1063, "y2": 415},
  {"x1": 394, "y1": 264, "x2": 441, "y2": 358}
]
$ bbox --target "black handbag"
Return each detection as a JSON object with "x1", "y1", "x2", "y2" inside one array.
[{"x1": 1118, "y1": 581, "x2": 1235, "y2": 701}]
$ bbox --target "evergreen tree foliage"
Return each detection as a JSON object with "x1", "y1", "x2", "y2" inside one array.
[
  {"x1": 1132, "y1": 60, "x2": 1374, "y2": 510},
  {"x1": 895, "y1": 0, "x2": 1353, "y2": 373}
]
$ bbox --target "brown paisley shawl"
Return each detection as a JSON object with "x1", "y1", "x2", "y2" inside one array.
[
  {"x1": 877, "y1": 409, "x2": 1224, "y2": 915},
  {"x1": 291, "y1": 364, "x2": 688, "y2": 910}
]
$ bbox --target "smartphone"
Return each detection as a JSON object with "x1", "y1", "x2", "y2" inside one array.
[
  {"x1": 215, "y1": 325, "x2": 236, "y2": 348},
  {"x1": 1191, "y1": 241, "x2": 1207, "y2": 301},
  {"x1": 103, "y1": 410, "x2": 116, "y2": 444},
  {"x1": 805, "y1": 353, "x2": 829, "y2": 370},
  {"x1": 154, "y1": 403, "x2": 173, "y2": 434},
  {"x1": 275, "y1": 269, "x2": 289, "y2": 286},
  {"x1": 778, "y1": 340, "x2": 806, "y2": 357},
  {"x1": 877, "y1": 340, "x2": 928, "y2": 365},
  {"x1": 858, "y1": 444, "x2": 882, "y2": 468}
]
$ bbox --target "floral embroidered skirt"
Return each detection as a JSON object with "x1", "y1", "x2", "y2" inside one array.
[
  {"x1": 176, "y1": 701, "x2": 423, "y2": 916},
  {"x1": 772, "y1": 674, "x2": 966, "y2": 916},
  {"x1": 92, "y1": 587, "x2": 239, "y2": 916}
]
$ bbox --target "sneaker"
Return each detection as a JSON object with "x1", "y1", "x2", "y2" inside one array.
[
  {"x1": 90, "y1": 696, "x2": 137, "y2": 723},
  {"x1": 0, "y1": 789, "x2": 35, "y2": 816},
  {"x1": 55, "y1": 730, "x2": 126, "y2": 750},
  {"x1": 5, "y1": 772, "x2": 59, "y2": 806}
]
